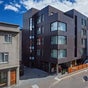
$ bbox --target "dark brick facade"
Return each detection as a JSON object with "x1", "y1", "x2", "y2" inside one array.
[{"x1": 22, "y1": 5, "x2": 88, "y2": 73}]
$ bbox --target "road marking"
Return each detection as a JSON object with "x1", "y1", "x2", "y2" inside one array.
[
  {"x1": 82, "y1": 79, "x2": 85, "y2": 82},
  {"x1": 32, "y1": 84, "x2": 39, "y2": 88},
  {"x1": 84, "y1": 70, "x2": 88, "y2": 72},
  {"x1": 54, "y1": 77, "x2": 61, "y2": 81}
]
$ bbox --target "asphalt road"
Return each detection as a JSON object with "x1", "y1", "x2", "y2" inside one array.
[{"x1": 12, "y1": 67, "x2": 88, "y2": 88}]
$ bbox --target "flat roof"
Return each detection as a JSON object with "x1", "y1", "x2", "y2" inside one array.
[{"x1": 0, "y1": 22, "x2": 19, "y2": 27}]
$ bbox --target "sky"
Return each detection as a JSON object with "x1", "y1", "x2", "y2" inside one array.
[{"x1": 0, "y1": 0, "x2": 88, "y2": 28}]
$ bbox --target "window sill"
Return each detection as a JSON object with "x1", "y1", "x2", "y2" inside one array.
[
  {"x1": 58, "y1": 57, "x2": 66, "y2": 59},
  {"x1": 0, "y1": 62, "x2": 8, "y2": 64},
  {"x1": 3, "y1": 42, "x2": 12, "y2": 44},
  {"x1": 0, "y1": 83, "x2": 7, "y2": 87}
]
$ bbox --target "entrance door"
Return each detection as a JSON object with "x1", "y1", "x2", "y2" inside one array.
[{"x1": 10, "y1": 70, "x2": 16, "y2": 85}]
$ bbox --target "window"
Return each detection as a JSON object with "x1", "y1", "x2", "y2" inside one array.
[
  {"x1": 58, "y1": 49, "x2": 67, "y2": 59},
  {"x1": 51, "y1": 36, "x2": 67, "y2": 45},
  {"x1": 37, "y1": 16, "x2": 41, "y2": 24},
  {"x1": 81, "y1": 29, "x2": 86, "y2": 36},
  {"x1": 51, "y1": 22, "x2": 66, "y2": 31},
  {"x1": 0, "y1": 72, "x2": 7, "y2": 86},
  {"x1": 81, "y1": 19, "x2": 86, "y2": 26},
  {"x1": 51, "y1": 49, "x2": 67, "y2": 59},
  {"x1": 29, "y1": 18, "x2": 33, "y2": 30},
  {"x1": 41, "y1": 14, "x2": 44, "y2": 22},
  {"x1": 4, "y1": 34, "x2": 12, "y2": 43},
  {"x1": 58, "y1": 36, "x2": 67, "y2": 44},
  {"x1": 80, "y1": 48, "x2": 86, "y2": 56},
  {"x1": 0, "y1": 52, "x2": 9, "y2": 63},
  {"x1": 51, "y1": 50, "x2": 57, "y2": 58},
  {"x1": 81, "y1": 39, "x2": 86, "y2": 46},
  {"x1": 50, "y1": 12, "x2": 54, "y2": 15},
  {"x1": 29, "y1": 46, "x2": 34, "y2": 50},
  {"x1": 29, "y1": 57, "x2": 34, "y2": 60},
  {"x1": 51, "y1": 36, "x2": 58, "y2": 44},
  {"x1": 37, "y1": 38, "x2": 41, "y2": 45},
  {"x1": 37, "y1": 49, "x2": 41, "y2": 56},
  {"x1": 29, "y1": 36, "x2": 34, "y2": 39},
  {"x1": 51, "y1": 22, "x2": 58, "y2": 31},
  {"x1": 37, "y1": 27, "x2": 41, "y2": 34},
  {"x1": 58, "y1": 22, "x2": 66, "y2": 31}
]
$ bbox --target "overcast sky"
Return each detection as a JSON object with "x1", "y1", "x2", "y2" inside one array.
[{"x1": 0, "y1": 0, "x2": 88, "y2": 27}]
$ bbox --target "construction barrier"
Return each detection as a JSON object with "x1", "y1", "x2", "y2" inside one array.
[{"x1": 68, "y1": 64, "x2": 88, "y2": 73}]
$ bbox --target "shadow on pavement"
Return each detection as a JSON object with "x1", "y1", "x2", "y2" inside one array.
[{"x1": 20, "y1": 67, "x2": 49, "y2": 80}]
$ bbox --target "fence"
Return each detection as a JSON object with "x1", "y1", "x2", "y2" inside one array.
[{"x1": 68, "y1": 64, "x2": 88, "y2": 73}]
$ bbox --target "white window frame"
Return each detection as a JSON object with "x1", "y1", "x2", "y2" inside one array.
[
  {"x1": 0, "y1": 52, "x2": 9, "y2": 63},
  {"x1": 4, "y1": 34, "x2": 12, "y2": 43}
]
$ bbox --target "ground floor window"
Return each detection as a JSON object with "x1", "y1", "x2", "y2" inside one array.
[{"x1": 0, "y1": 71, "x2": 7, "y2": 87}]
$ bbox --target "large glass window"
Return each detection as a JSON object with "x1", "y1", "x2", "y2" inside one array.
[
  {"x1": 51, "y1": 22, "x2": 66, "y2": 31},
  {"x1": 51, "y1": 36, "x2": 67, "y2": 45},
  {"x1": 51, "y1": 36, "x2": 58, "y2": 44},
  {"x1": 58, "y1": 49, "x2": 67, "y2": 59},
  {"x1": 51, "y1": 22, "x2": 58, "y2": 31},
  {"x1": 58, "y1": 36, "x2": 67, "y2": 44},
  {"x1": 0, "y1": 72, "x2": 7, "y2": 87},
  {"x1": 4, "y1": 34, "x2": 12, "y2": 43},
  {"x1": 58, "y1": 22, "x2": 66, "y2": 31},
  {"x1": 51, "y1": 50, "x2": 57, "y2": 58},
  {"x1": 51, "y1": 49, "x2": 67, "y2": 59},
  {"x1": 0, "y1": 53, "x2": 9, "y2": 63}
]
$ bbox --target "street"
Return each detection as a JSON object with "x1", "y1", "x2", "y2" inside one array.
[
  {"x1": 13, "y1": 67, "x2": 88, "y2": 88},
  {"x1": 50, "y1": 69, "x2": 88, "y2": 88}
]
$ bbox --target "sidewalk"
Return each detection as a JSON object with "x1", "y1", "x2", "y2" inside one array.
[{"x1": 57, "y1": 67, "x2": 88, "y2": 79}]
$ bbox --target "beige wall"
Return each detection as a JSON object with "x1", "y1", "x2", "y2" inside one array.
[{"x1": 0, "y1": 25, "x2": 20, "y2": 70}]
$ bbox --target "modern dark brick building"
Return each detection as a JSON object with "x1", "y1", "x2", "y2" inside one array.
[{"x1": 22, "y1": 5, "x2": 88, "y2": 73}]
